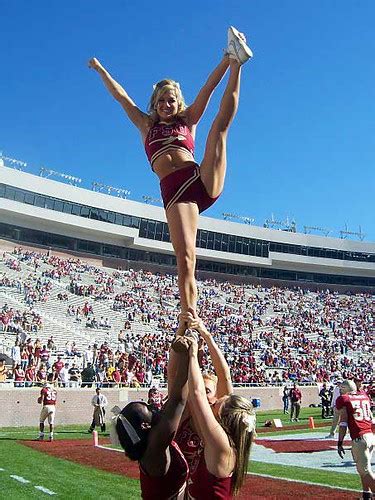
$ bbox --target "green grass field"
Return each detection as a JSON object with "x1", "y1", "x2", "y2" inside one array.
[{"x1": 0, "y1": 408, "x2": 360, "y2": 498}]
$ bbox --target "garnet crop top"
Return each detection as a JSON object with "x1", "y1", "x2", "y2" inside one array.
[{"x1": 144, "y1": 118, "x2": 195, "y2": 168}]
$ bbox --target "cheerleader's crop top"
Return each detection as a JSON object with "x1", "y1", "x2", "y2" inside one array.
[{"x1": 144, "y1": 118, "x2": 195, "y2": 168}]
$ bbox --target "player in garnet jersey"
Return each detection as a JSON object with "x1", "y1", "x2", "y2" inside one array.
[
  {"x1": 336, "y1": 379, "x2": 375, "y2": 500},
  {"x1": 37, "y1": 373, "x2": 57, "y2": 441},
  {"x1": 89, "y1": 27, "x2": 253, "y2": 319},
  {"x1": 112, "y1": 330, "x2": 190, "y2": 500}
]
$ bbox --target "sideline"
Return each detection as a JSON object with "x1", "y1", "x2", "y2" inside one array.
[
  {"x1": 93, "y1": 437, "x2": 361, "y2": 494},
  {"x1": 96, "y1": 444, "x2": 123, "y2": 454},
  {"x1": 247, "y1": 470, "x2": 360, "y2": 493}
]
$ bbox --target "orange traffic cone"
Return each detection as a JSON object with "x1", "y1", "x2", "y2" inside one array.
[{"x1": 308, "y1": 416, "x2": 315, "y2": 429}]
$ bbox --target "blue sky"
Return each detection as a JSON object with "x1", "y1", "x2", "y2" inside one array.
[{"x1": 2, "y1": 0, "x2": 374, "y2": 241}]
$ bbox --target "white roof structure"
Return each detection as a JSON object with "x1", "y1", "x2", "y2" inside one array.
[{"x1": 0, "y1": 165, "x2": 374, "y2": 288}]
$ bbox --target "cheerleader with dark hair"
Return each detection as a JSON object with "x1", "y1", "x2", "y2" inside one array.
[{"x1": 112, "y1": 325, "x2": 190, "y2": 499}]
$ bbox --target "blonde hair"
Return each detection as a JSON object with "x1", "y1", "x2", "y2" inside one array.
[
  {"x1": 203, "y1": 372, "x2": 218, "y2": 384},
  {"x1": 148, "y1": 79, "x2": 187, "y2": 124},
  {"x1": 219, "y1": 395, "x2": 256, "y2": 496}
]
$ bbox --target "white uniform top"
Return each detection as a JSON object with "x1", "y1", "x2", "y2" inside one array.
[{"x1": 91, "y1": 394, "x2": 108, "y2": 407}]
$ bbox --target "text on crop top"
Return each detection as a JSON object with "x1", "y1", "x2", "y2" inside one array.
[{"x1": 144, "y1": 118, "x2": 195, "y2": 168}]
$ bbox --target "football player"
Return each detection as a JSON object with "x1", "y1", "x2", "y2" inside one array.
[
  {"x1": 38, "y1": 373, "x2": 57, "y2": 441},
  {"x1": 336, "y1": 379, "x2": 374, "y2": 500}
]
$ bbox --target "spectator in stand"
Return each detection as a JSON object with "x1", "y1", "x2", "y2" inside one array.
[
  {"x1": 40, "y1": 345, "x2": 51, "y2": 369},
  {"x1": 13, "y1": 364, "x2": 25, "y2": 388},
  {"x1": 354, "y1": 377, "x2": 366, "y2": 395},
  {"x1": 34, "y1": 339, "x2": 42, "y2": 365},
  {"x1": 50, "y1": 366, "x2": 59, "y2": 386},
  {"x1": 319, "y1": 383, "x2": 331, "y2": 419},
  {"x1": 289, "y1": 383, "x2": 302, "y2": 422},
  {"x1": 20, "y1": 347, "x2": 28, "y2": 371},
  {"x1": 47, "y1": 336, "x2": 56, "y2": 352},
  {"x1": 106, "y1": 364, "x2": 115, "y2": 383},
  {"x1": 0, "y1": 360, "x2": 8, "y2": 383},
  {"x1": 71, "y1": 342, "x2": 81, "y2": 359},
  {"x1": 111, "y1": 367, "x2": 121, "y2": 387},
  {"x1": 147, "y1": 387, "x2": 164, "y2": 412},
  {"x1": 81, "y1": 363, "x2": 96, "y2": 388},
  {"x1": 68, "y1": 363, "x2": 81, "y2": 388},
  {"x1": 96, "y1": 364, "x2": 107, "y2": 388},
  {"x1": 10, "y1": 341, "x2": 21, "y2": 368},
  {"x1": 118, "y1": 330, "x2": 125, "y2": 344},
  {"x1": 53, "y1": 356, "x2": 64, "y2": 375},
  {"x1": 83, "y1": 345, "x2": 93, "y2": 368},
  {"x1": 65, "y1": 341, "x2": 73, "y2": 356},
  {"x1": 88, "y1": 387, "x2": 108, "y2": 433},
  {"x1": 367, "y1": 380, "x2": 375, "y2": 409},
  {"x1": 145, "y1": 367, "x2": 153, "y2": 387},
  {"x1": 25, "y1": 363, "x2": 36, "y2": 387},
  {"x1": 36, "y1": 363, "x2": 47, "y2": 386},
  {"x1": 58, "y1": 363, "x2": 70, "y2": 387},
  {"x1": 26, "y1": 338, "x2": 34, "y2": 364},
  {"x1": 135, "y1": 365, "x2": 145, "y2": 386}
]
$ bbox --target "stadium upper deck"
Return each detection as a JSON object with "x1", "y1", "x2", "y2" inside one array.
[{"x1": 0, "y1": 165, "x2": 374, "y2": 289}]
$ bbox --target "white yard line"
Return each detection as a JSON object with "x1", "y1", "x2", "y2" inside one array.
[
  {"x1": 8, "y1": 471, "x2": 56, "y2": 495},
  {"x1": 35, "y1": 485, "x2": 56, "y2": 495},
  {"x1": 10, "y1": 475, "x2": 30, "y2": 484},
  {"x1": 247, "y1": 470, "x2": 360, "y2": 493}
]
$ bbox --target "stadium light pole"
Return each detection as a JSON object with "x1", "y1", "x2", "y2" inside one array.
[
  {"x1": 264, "y1": 213, "x2": 297, "y2": 233},
  {"x1": 339, "y1": 224, "x2": 365, "y2": 241},
  {"x1": 0, "y1": 152, "x2": 27, "y2": 171},
  {"x1": 222, "y1": 212, "x2": 255, "y2": 225},
  {"x1": 303, "y1": 225, "x2": 331, "y2": 237},
  {"x1": 142, "y1": 195, "x2": 162, "y2": 205},
  {"x1": 91, "y1": 181, "x2": 130, "y2": 199},
  {"x1": 39, "y1": 167, "x2": 82, "y2": 186}
]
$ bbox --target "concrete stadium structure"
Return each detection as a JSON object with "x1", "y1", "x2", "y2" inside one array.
[
  {"x1": 2, "y1": 385, "x2": 321, "y2": 427},
  {"x1": 0, "y1": 164, "x2": 374, "y2": 290}
]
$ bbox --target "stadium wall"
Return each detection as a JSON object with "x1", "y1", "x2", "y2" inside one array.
[{"x1": 0, "y1": 386, "x2": 320, "y2": 427}]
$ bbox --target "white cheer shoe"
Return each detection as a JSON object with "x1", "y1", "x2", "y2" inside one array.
[{"x1": 227, "y1": 26, "x2": 253, "y2": 64}]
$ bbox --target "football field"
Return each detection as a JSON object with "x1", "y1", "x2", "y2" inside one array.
[{"x1": 0, "y1": 408, "x2": 364, "y2": 499}]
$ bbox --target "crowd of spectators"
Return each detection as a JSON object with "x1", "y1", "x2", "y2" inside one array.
[
  {"x1": 0, "y1": 247, "x2": 373, "y2": 390},
  {"x1": 0, "y1": 304, "x2": 42, "y2": 336}
]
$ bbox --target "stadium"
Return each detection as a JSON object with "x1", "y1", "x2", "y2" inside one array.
[
  {"x1": 0, "y1": 158, "x2": 374, "y2": 498},
  {"x1": 1, "y1": 161, "x2": 374, "y2": 290}
]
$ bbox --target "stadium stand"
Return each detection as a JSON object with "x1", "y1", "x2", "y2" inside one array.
[
  {"x1": 1, "y1": 247, "x2": 373, "y2": 389},
  {"x1": 0, "y1": 163, "x2": 373, "y2": 391}
]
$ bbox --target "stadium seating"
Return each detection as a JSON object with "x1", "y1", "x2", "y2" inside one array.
[{"x1": 0, "y1": 247, "x2": 373, "y2": 388}]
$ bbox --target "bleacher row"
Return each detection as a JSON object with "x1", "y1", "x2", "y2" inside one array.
[{"x1": 0, "y1": 246, "x2": 373, "y2": 387}]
